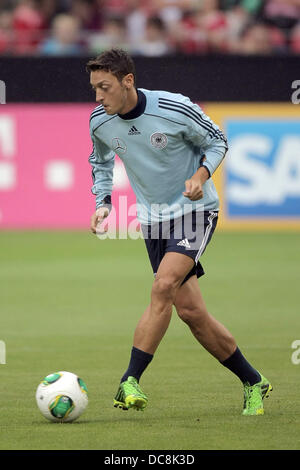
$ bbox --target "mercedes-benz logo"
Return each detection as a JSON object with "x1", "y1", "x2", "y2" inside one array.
[{"x1": 112, "y1": 137, "x2": 127, "y2": 154}]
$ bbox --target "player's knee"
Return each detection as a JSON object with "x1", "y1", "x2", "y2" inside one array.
[
  {"x1": 151, "y1": 276, "x2": 179, "y2": 302},
  {"x1": 177, "y1": 305, "x2": 208, "y2": 327}
]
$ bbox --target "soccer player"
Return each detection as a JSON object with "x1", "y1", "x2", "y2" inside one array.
[{"x1": 87, "y1": 49, "x2": 272, "y2": 415}]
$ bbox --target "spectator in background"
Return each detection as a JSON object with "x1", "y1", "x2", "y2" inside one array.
[
  {"x1": 69, "y1": 0, "x2": 103, "y2": 31},
  {"x1": 239, "y1": 0, "x2": 263, "y2": 16},
  {"x1": 225, "y1": 4, "x2": 286, "y2": 54},
  {"x1": 173, "y1": 9, "x2": 208, "y2": 54},
  {"x1": 290, "y1": 21, "x2": 300, "y2": 53},
  {"x1": 88, "y1": 15, "x2": 130, "y2": 54},
  {"x1": 225, "y1": 5, "x2": 251, "y2": 52},
  {"x1": 100, "y1": 0, "x2": 130, "y2": 19},
  {"x1": 238, "y1": 21, "x2": 274, "y2": 55},
  {"x1": 12, "y1": 0, "x2": 45, "y2": 54},
  {"x1": 38, "y1": 0, "x2": 63, "y2": 28},
  {"x1": 39, "y1": 13, "x2": 85, "y2": 55},
  {"x1": 126, "y1": 0, "x2": 150, "y2": 45},
  {"x1": 0, "y1": 0, "x2": 299, "y2": 56},
  {"x1": 220, "y1": 0, "x2": 263, "y2": 16},
  {"x1": 174, "y1": 0, "x2": 229, "y2": 54},
  {"x1": 153, "y1": 0, "x2": 191, "y2": 26},
  {"x1": 132, "y1": 15, "x2": 173, "y2": 56},
  {"x1": 0, "y1": 9, "x2": 13, "y2": 54},
  {"x1": 262, "y1": 0, "x2": 300, "y2": 38},
  {"x1": 199, "y1": 0, "x2": 229, "y2": 52}
]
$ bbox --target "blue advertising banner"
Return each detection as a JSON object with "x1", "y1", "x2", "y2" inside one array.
[
  {"x1": 204, "y1": 104, "x2": 300, "y2": 230},
  {"x1": 225, "y1": 119, "x2": 300, "y2": 218}
]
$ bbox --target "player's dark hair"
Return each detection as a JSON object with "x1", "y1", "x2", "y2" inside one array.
[{"x1": 86, "y1": 49, "x2": 136, "y2": 84}]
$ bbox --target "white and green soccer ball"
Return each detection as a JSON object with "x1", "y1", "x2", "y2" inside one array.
[{"x1": 36, "y1": 371, "x2": 88, "y2": 422}]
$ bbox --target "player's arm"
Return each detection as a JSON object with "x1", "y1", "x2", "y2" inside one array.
[
  {"x1": 90, "y1": 196, "x2": 111, "y2": 235},
  {"x1": 183, "y1": 164, "x2": 210, "y2": 201},
  {"x1": 182, "y1": 98, "x2": 228, "y2": 200},
  {"x1": 88, "y1": 133, "x2": 115, "y2": 234}
]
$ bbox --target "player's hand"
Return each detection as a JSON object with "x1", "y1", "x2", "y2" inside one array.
[
  {"x1": 90, "y1": 207, "x2": 109, "y2": 234},
  {"x1": 183, "y1": 177, "x2": 204, "y2": 201}
]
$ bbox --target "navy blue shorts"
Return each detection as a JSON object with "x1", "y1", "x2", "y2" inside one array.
[{"x1": 141, "y1": 210, "x2": 218, "y2": 285}]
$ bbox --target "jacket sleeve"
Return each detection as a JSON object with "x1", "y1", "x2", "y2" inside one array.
[
  {"x1": 88, "y1": 131, "x2": 115, "y2": 209},
  {"x1": 181, "y1": 97, "x2": 228, "y2": 177}
]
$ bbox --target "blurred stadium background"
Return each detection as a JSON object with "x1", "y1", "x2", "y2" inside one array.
[
  {"x1": 0, "y1": 0, "x2": 300, "y2": 451},
  {"x1": 0, "y1": 0, "x2": 299, "y2": 229}
]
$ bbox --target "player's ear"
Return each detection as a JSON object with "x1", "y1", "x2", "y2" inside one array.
[{"x1": 123, "y1": 73, "x2": 134, "y2": 90}]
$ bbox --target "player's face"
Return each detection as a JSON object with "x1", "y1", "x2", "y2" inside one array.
[{"x1": 90, "y1": 70, "x2": 135, "y2": 115}]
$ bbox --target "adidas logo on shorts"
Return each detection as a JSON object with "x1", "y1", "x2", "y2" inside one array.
[
  {"x1": 128, "y1": 126, "x2": 141, "y2": 135},
  {"x1": 177, "y1": 238, "x2": 191, "y2": 248}
]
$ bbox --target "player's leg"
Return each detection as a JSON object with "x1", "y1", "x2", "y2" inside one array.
[
  {"x1": 133, "y1": 252, "x2": 194, "y2": 354},
  {"x1": 174, "y1": 275, "x2": 273, "y2": 415},
  {"x1": 174, "y1": 274, "x2": 236, "y2": 361},
  {"x1": 114, "y1": 251, "x2": 195, "y2": 411}
]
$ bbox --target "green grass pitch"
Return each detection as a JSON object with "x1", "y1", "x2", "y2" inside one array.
[{"x1": 0, "y1": 229, "x2": 299, "y2": 450}]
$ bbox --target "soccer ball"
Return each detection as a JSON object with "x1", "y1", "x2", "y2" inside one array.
[{"x1": 35, "y1": 371, "x2": 88, "y2": 423}]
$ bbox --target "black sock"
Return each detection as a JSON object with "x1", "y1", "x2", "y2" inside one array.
[
  {"x1": 221, "y1": 347, "x2": 261, "y2": 385},
  {"x1": 121, "y1": 346, "x2": 153, "y2": 383}
]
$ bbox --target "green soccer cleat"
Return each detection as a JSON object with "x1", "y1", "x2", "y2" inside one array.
[
  {"x1": 113, "y1": 376, "x2": 148, "y2": 411},
  {"x1": 242, "y1": 373, "x2": 273, "y2": 416}
]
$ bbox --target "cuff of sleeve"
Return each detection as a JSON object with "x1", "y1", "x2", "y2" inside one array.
[
  {"x1": 201, "y1": 164, "x2": 211, "y2": 179},
  {"x1": 96, "y1": 195, "x2": 112, "y2": 210},
  {"x1": 202, "y1": 148, "x2": 226, "y2": 177}
]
